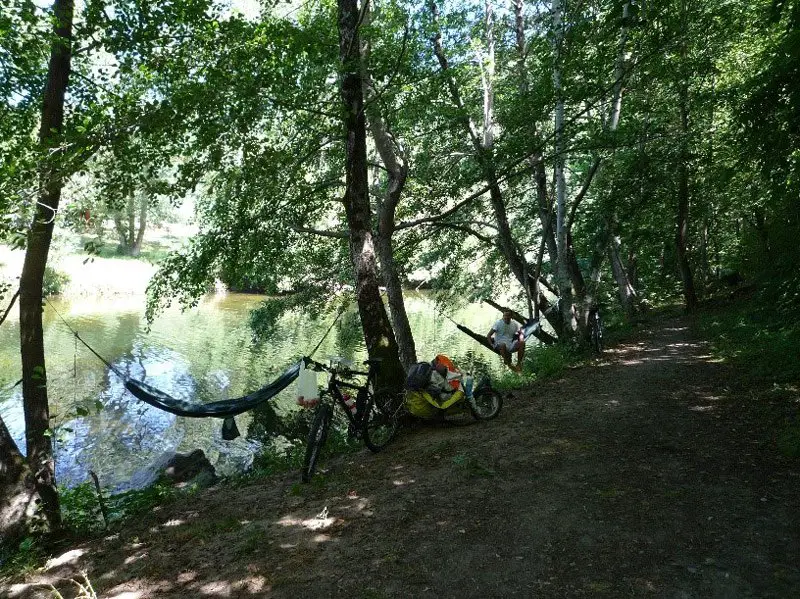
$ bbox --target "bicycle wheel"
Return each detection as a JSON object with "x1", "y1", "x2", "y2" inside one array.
[
  {"x1": 590, "y1": 317, "x2": 603, "y2": 354},
  {"x1": 362, "y1": 389, "x2": 400, "y2": 452},
  {"x1": 470, "y1": 385, "x2": 502, "y2": 420},
  {"x1": 302, "y1": 403, "x2": 332, "y2": 482}
]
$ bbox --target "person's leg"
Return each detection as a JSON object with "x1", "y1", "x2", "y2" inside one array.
[
  {"x1": 495, "y1": 342, "x2": 511, "y2": 366},
  {"x1": 516, "y1": 340, "x2": 525, "y2": 367}
]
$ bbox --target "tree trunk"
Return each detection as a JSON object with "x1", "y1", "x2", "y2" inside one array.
[
  {"x1": 430, "y1": 0, "x2": 527, "y2": 290},
  {"x1": 113, "y1": 211, "x2": 128, "y2": 248},
  {"x1": 676, "y1": 79, "x2": 698, "y2": 311},
  {"x1": 551, "y1": 0, "x2": 576, "y2": 334},
  {"x1": 0, "y1": 417, "x2": 42, "y2": 544},
  {"x1": 338, "y1": 0, "x2": 404, "y2": 388},
  {"x1": 608, "y1": 234, "x2": 638, "y2": 320},
  {"x1": 361, "y1": 11, "x2": 417, "y2": 369},
  {"x1": 131, "y1": 194, "x2": 148, "y2": 257},
  {"x1": 127, "y1": 194, "x2": 135, "y2": 247},
  {"x1": 17, "y1": 0, "x2": 74, "y2": 531}
]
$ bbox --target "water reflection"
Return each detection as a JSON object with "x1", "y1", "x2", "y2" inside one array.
[{"x1": 0, "y1": 292, "x2": 514, "y2": 490}]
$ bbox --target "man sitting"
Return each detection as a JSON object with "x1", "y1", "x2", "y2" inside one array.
[{"x1": 487, "y1": 309, "x2": 525, "y2": 372}]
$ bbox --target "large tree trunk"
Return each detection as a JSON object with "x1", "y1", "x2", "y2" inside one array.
[
  {"x1": 17, "y1": 0, "x2": 74, "y2": 531},
  {"x1": 361, "y1": 11, "x2": 417, "y2": 370},
  {"x1": 338, "y1": 0, "x2": 404, "y2": 388},
  {"x1": 551, "y1": 0, "x2": 576, "y2": 334},
  {"x1": 0, "y1": 418, "x2": 42, "y2": 543}
]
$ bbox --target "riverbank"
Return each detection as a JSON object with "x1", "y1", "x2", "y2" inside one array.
[
  {"x1": 3, "y1": 305, "x2": 798, "y2": 598},
  {"x1": 0, "y1": 223, "x2": 202, "y2": 302}
]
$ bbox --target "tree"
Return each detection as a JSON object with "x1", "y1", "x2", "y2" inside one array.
[
  {"x1": 16, "y1": 0, "x2": 75, "y2": 531},
  {"x1": 337, "y1": 0, "x2": 404, "y2": 386}
]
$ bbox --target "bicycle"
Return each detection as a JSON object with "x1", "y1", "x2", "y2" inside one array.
[
  {"x1": 301, "y1": 357, "x2": 402, "y2": 482},
  {"x1": 405, "y1": 363, "x2": 503, "y2": 423},
  {"x1": 588, "y1": 303, "x2": 604, "y2": 354}
]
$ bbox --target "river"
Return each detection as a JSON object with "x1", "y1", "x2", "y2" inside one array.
[{"x1": 0, "y1": 292, "x2": 509, "y2": 490}]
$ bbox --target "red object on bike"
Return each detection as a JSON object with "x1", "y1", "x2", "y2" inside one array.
[
  {"x1": 343, "y1": 393, "x2": 357, "y2": 415},
  {"x1": 432, "y1": 354, "x2": 462, "y2": 390}
]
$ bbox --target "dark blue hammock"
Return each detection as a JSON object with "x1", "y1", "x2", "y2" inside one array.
[
  {"x1": 123, "y1": 360, "x2": 303, "y2": 440},
  {"x1": 123, "y1": 360, "x2": 303, "y2": 418},
  {"x1": 75, "y1": 331, "x2": 304, "y2": 440}
]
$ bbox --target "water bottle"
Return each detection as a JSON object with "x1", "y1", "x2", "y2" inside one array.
[
  {"x1": 464, "y1": 373, "x2": 474, "y2": 399},
  {"x1": 343, "y1": 393, "x2": 357, "y2": 415}
]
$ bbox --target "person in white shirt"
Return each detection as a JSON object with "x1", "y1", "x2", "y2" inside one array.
[{"x1": 487, "y1": 309, "x2": 525, "y2": 372}]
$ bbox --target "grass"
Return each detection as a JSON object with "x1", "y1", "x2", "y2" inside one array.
[
  {"x1": 695, "y1": 297, "x2": 800, "y2": 385},
  {"x1": 695, "y1": 294, "x2": 800, "y2": 458}
]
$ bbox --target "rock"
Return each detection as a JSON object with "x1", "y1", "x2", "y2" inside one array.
[{"x1": 161, "y1": 449, "x2": 218, "y2": 487}]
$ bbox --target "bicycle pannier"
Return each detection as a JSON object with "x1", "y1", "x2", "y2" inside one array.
[{"x1": 406, "y1": 362, "x2": 433, "y2": 390}]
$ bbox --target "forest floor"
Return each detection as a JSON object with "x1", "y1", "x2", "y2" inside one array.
[{"x1": 4, "y1": 313, "x2": 800, "y2": 598}]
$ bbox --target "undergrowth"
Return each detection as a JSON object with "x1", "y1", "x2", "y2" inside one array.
[{"x1": 696, "y1": 293, "x2": 800, "y2": 457}]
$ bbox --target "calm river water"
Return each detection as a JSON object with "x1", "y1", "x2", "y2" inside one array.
[{"x1": 0, "y1": 292, "x2": 509, "y2": 490}]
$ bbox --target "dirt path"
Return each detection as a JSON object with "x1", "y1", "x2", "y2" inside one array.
[{"x1": 6, "y1": 316, "x2": 800, "y2": 598}]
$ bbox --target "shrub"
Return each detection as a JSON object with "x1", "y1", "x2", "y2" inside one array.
[{"x1": 42, "y1": 266, "x2": 69, "y2": 296}]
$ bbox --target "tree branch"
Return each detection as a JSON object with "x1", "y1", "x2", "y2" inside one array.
[
  {"x1": 0, "y1": 288, "x2": 20, "y2": 327},
  {"x1": 291, "y1": 226, "x2": 349, "y2": 239}
]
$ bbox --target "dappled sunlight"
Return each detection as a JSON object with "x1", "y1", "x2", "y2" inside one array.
[
  {"x1": 122, "y1": 552, "x2": 149, "y2": 566},
  {"x1": 163, "y1": 518, "x2": 186, "y2": 527},
  {"x1": 277, "y1": 506, "x2": 337, "y2": 532},
  {"x1": 44, "y1": 548, "x2": 86, "y2": 569},
  {"x1": 392, "y1": 477, "x2": 416, "y2": 486},
  {"x1": 689, "y1": 405, "x2": 716, "y2": 412}
]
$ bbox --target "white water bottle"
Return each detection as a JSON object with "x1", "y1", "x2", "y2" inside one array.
[{"x1": 343, "y1": 393, "x2": 357, "y2": 415}]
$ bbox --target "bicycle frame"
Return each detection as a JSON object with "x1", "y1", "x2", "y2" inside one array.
[{"x1": 305, "y1": 358, "x2": 378, "y2": 432}]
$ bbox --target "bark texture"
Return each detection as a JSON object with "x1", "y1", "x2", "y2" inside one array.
[
  {"x1": 0, "y1": 418, "x2": 42, "y2": 544},
  {"x1": 17, "y1": 0, "x2": 74, "y2": 530},
  {"x1": 338, "y1": 0, "x2": 404, "y2": 388},
  {"x1": 361, "y1": 16, "x2": 417, "y2": 369}
]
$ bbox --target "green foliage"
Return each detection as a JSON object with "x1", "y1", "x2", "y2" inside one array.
[
  {"x1": 42, "y1": 265, "x2": 69, "y2": 296},
  {"x1": 59, "y1": 481, "x2": 178, "y2": 536},
  {"x1": 696, "y1": 298, "x2": 800, "y2": 384},
  {"x1": 0, "y1": 535, "x2": 46, "y2": 577},
  {"x1": 776, "y1": 421, "x2": 800, "y2": 458},
  {"x1": 529, "y1": 343, "x2": 575, "y2": 380}
]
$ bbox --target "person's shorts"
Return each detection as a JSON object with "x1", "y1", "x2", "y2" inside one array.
[{"x1": 494, "y1": 340, "x2": 521, "y2": 352}]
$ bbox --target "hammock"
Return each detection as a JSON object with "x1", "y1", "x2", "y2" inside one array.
[
  {"x1": 123, "y1": 360, "x2": 303, "y2": 440},
  {"x1": 124, "y1": 361, "x2": 303, "y2": 419},
  {"x1": 455, "y1": 318, "x2": 542, "y2": 350},
  {"x1": 75, "y1": 331, "x2": 303, "y2": 440}
]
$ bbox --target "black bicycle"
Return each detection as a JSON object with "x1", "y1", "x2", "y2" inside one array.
[
  {"x1": 588, "y1": 303, "x2": 604, "y2": 354},
  {"x1": 301, "y1": 357, "x2": 402, "y2": 482}
]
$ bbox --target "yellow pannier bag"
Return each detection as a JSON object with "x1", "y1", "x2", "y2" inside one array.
[{"x1": 405, "y1": 389, "x2": 466, "y2": 419}]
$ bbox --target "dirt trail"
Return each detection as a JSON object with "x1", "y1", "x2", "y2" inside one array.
[{"x1": 6, "y1": 316, "x2": 800, "y2": 598}]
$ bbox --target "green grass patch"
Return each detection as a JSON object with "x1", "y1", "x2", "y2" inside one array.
[
  {"x1": 695, "y1": 298, "x2": 800, "y2": 384},
  {"x1": 776, "y1": 421, "x2": 800, "y2": 458}
]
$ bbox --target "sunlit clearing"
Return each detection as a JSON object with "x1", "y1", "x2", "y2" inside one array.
[
  {"x1": 621, "y1": 359, "x2": 643, "y2": 365},
  {"x1": 690, "y1": 405, "x2": 716, "y2": 412},
  {"x1": 392, "y1": 478, "x2": 416, "y2": 486},
  {"x1": 164, "y1": 518, "x2": 185, "y2": 527},
  {"x1": 45, "y1": 548, "x2": 85, "y2": 569},
  {"x1": 392, "y1": 464, "x2": 404, "y2": 470}
]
